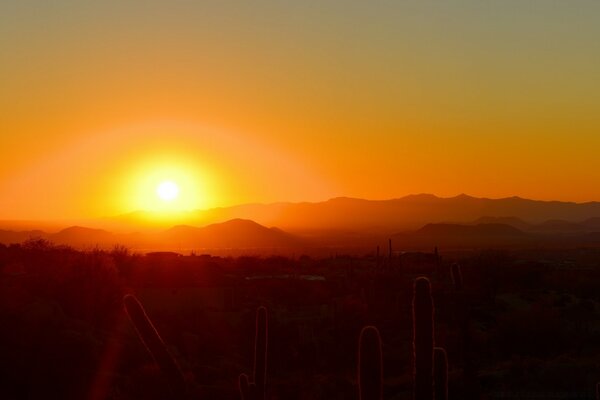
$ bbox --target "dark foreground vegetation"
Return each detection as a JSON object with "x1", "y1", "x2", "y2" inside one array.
[{"x1": 1, "y1": 238, "x2": 599, "y2": 399}]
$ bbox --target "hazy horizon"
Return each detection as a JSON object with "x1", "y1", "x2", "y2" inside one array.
[{"x1": 3, "y1": 192, "x2": 600, "y2": 223}]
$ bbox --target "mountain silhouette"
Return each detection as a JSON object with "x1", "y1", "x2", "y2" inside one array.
[
  {"x1": 0, "y1": 229, "x2": 46, "y2": 244},
  {"x1": 393, "y1": 223, "x2": 532, "y2": 249},
  {"x1": 469, "y1": 216, "x2": 533, "y2": 231},
  {"x1": 415, "y1": 223, "x2": 526, "y2": 237},
  {"x1": 580, "y1": 217, "x2": 600, "y2": 230},
  {"x1": 51, "y1": 226, "x2": 117, "y2": 246},
  {"x1": 530, "y1": 219, "x2": 588, "y2": 233},
  {"x1": 159, "y1": 219, "x2": 301, "y2": 249}
]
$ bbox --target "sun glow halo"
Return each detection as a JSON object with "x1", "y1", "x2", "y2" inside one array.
[{"x1": 120, "y1": 155, "x2": 214, "y2": 215}]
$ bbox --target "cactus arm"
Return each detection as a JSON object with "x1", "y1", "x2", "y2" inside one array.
[{"x1": 123, "y1": 294, "x2": 187, "y2": 397}]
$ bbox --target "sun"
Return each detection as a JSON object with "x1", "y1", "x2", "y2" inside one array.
[
  {"x1": 156, "y1": 181, "x2": 179, "y2": 202},
  {"x1": 121, "y1": 155, "x2": 214, "y2": 213}
]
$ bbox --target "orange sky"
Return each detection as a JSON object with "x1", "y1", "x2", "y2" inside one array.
[{"x1": 1, "y1": 1, "x2": 600, "y2": 219}]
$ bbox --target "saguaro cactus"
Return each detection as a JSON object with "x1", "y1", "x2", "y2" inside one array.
[
  {"x1": 239, "y1": 306, "x2": 268, "y2": 400},
  {"x1": 358, "y1": 326, "x2": 383, "y2": 400},
  {"x1": 450, "y1": 263, "x2": 463, "y2": 291},
  {"x1": 123, "y1": 294, "x2": 187, "y2": 397},
  {"x1": 413, "y1": 277, "x2": 434, "y2": 400},
  {"x1": 433, "y1": 347, "x2": 448, "y2": 400}
]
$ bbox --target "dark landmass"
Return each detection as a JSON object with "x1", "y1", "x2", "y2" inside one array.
[{"x1": 0, "y1": 241, "x2": 598, "y2": 399}]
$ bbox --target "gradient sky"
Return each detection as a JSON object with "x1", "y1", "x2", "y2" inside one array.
[{"x1": 1, "y1": 1, "x2": 600, "y2": 219}]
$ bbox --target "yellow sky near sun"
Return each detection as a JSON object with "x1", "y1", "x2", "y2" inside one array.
[
  {"x1": 0, "y1": 122, "x2": 337, "y2": 219},
  {"x1": 1, "y1": 1, "x2": 600, "y2": 219}
]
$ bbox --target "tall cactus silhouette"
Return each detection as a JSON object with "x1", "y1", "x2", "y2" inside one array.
[
  {"x1": 433, "y1": 347, "x2": 448, "y2": 400},
  {"x1": 123, "y1": 294, "x2": 187, "y2": 397},
  {"x1": 239, "y1": 306, "x2": 268, "y2": 400},
  {"x1": 450, "y1": 263, "x2": 463, "y2": 291},
  {"x1": 358, "y1": 326, "x2": 383, "y2": 400},
  {"x1": 413, "y1": 277, "x2": 434, "y2": 400}
]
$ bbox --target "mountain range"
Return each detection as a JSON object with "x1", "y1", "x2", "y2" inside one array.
[
  {"x1": 104, "y1": 194, "x2": 600, "y2": 233},
  {"x1": 0, "y1": 219, "x2": 300, "y2": 252},
  {"x1": 2, "y1": 194, "x2": 600, "y2": 252}
]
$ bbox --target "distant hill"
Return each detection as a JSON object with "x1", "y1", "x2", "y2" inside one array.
[
  {"x1": 530, "y1": 219, "x2": 588, "y2": 234},
  {"x1": 393, "y1": 223, "x2": 534, "y2": 249},
  {"x1": 0, "y1": 229, "x2": 46, "y2": 244},
  {"x1": 469, "y1": 216, "x2": 533, "y2": 231},
  {"x1": 158, "y1": 219, "x2": 301, "y2": 249},
  {"x1": 51, "y1": 226, "x2": 117, "y2": 246},
  {"x1": 581, "y1": 217, "x2": 600, "y2": 230},
  {"x1": 470, "y1": 216, "x2": 600, "y2": 234},
  {"x1": 416, "y1": 223, "x2": 526, "y2": 237},
  {"x1": 391, "y1": 218, "x2": 600, "y2": 250}
]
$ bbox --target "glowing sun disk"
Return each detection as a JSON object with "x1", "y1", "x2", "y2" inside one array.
[{"x1": 156, "y1": 181, "x2": 179, "y2": 201}]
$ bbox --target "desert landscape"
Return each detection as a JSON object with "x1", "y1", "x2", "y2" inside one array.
[{"x1": 1, "y1": 1, "x2": 600, "y2": 399}]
